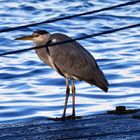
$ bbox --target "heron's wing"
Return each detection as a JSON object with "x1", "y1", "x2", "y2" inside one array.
[{"x1": 48, "y1": 33, "x2": 109, "y2": 92}]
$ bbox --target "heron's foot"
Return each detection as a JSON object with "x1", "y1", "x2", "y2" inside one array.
[
  {"x1": 63, "y1": 115, "x2": 81, "y2": 120},
  {"x1": 48, "y1": 115, "x2": 81, "y2": 121}
]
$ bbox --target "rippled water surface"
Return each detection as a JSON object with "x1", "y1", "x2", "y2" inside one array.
[{"x1": 0, "y1": 0, "x2": 140, "y2": 124}]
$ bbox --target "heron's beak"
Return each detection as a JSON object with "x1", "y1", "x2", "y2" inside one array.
[{"x1": 15, "y1": 35, "x2": 33, "y2": 40}]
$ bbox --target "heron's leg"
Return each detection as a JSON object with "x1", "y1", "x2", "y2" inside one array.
[
  {"x1": 62, "y1": 78, "x2": 70, "y2": 118},
  {"x1": 71, "y1": 80, "x2": 76, "y2": 117}
]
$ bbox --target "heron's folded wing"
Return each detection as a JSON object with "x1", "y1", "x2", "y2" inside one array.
[{"x1": 48, "y1": 33, "x2": 109, "y2": 92}]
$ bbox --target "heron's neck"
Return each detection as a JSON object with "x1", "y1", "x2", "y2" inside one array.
[{"x1": 34, "y1": 34, "x2": 50, "y2": 47}]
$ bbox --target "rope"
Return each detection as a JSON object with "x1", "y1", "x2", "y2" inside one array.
[
  {"x1": 0, "y1": 0, "x2": 140, "y2": 33},
  {"x1": 0, "y1": 23, "x2": 139, "y2": 56}
]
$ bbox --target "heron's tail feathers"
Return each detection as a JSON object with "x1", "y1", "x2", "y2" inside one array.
[{"x1": 88, "y1": 70, "x2": 109, "y2": 93}]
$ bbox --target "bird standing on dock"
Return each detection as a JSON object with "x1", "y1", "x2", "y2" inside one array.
[{"x1": 15, "y1": 30, "x2": 109, "y2": 120}]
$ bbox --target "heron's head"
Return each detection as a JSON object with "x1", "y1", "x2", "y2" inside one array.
[{"x1": 15, "y1": 30, "x2": 50, "y2": 46}]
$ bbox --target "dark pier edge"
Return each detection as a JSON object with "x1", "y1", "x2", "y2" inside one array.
[{"x1": 0, "y1": 108, "x2": 140, "y2": 140}]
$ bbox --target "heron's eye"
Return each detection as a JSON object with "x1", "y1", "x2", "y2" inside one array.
[{"x1": 34, "y1": 34, "x2": 39, "y2": 37}]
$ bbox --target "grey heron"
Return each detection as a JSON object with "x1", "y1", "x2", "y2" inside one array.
[{"x1": 15, "y1": 30, "x2": 109, "y2": 120}]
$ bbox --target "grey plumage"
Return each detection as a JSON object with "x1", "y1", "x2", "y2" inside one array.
[
  {"x1": 15, "y1": 30, "x2": 109, "y2": 119},
  {"x1": 36, "y1": 33, "x2": 109, "y2": 92}
]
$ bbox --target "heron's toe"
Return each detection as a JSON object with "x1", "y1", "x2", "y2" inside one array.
[{"x1": 66, "y1": 115, "x2": 81, "y2": 120}]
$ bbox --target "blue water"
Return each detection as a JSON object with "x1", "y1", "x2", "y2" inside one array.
[{"x1": 0, "y1": 0, "x2": 140, "y2": 124}]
